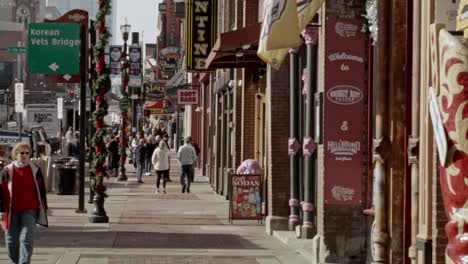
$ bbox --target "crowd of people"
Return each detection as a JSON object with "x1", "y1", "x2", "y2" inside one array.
[{"x1": 0, "y1": 119, "x2": 201, "y2": 263}]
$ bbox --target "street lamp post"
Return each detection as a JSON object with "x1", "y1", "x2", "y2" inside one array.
[{"x1": 117, "y1": 21, "x2": 131, "y2": 182}]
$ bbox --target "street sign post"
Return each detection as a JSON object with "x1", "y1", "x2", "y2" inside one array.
[
  {"x1": 7, "y1": 46, "x2": 26, "y2": 54},
  {"x1": 14, "y1": 83, "x2": 24, "y2": 113},
  {"x1": 57, "y1": 97, "x2": 63, "y2": 119},
  {"x1": 27, "y1": 23, "x2": 80, "y2": 74}
]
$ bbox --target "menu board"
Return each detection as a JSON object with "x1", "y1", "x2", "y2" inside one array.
[{"x1": 229, "y1": 174, "x2": 263, "y2": 221}]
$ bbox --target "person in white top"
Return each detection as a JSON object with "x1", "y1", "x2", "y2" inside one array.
[
  {"x1": 177, "y1": 136, "x2": 197, "y2": 193},
  {"x1": 152, "y1": 141, "x2": 170, "y2": 194}
]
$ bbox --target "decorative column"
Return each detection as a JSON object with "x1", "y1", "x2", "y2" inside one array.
[
  {"x1": 372, "y1": 0, "x2": 390, "y2": 262},
  {"x1": 408, "y1": 0, "x2": 421, "y2": 262},
  {"x1": 118, "y1": 23, "x2": 131, "y2": 182},
  {"x1": 89, "y1": 0, "x2": 110, "y2": 223},
  {"x1": 436, "y1": 28, "x2": 468, "y2": 264},
  {"x1": 288, "y1": 47, "x2": 301, "y2": 230},
  {"x1": 301, "y1": 26, "x2": 318, "y2": 238}
]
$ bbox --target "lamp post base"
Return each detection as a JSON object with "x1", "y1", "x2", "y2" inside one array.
[{"x1": 89, "y1": 193, "x2": 109, "y2": 223}]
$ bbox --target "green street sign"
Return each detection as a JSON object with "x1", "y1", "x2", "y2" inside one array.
[
  {"x1": 27, "y1": 23, "x2": 80, "y2": 74},
  {"x1": 8, "y1": 47, "x2": 26, "y2": 54}
]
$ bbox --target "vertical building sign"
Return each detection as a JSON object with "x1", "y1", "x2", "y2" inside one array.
[
  {"x1": 323, "y1": 18, "x2": 366, "y2": 206},
  {"x1": 185, "y1": 0, "x2": 217, "y2": 71}
]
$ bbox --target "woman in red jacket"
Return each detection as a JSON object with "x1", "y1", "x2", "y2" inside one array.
[{"x1": 0, "y1": 143, "x2": 48, "y2": 264}]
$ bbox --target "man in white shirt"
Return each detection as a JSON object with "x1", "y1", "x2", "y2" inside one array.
[{"x1": 177, "y1": 136, "x2": 197, "y2": 193}]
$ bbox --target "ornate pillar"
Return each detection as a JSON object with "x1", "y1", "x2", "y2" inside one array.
[
  {"x1": 288, "y1": 47, "x2": 301, "y2": 230},
  {"x1": 436, "y1": 28, "x2": 468, "y2": 264},
  {"x1": 408, "y1": 0, "x2": 421, "y2": 262},
  {"x1": 372, "y1": 0, "x2": 390, "y2": 261},
  {"x1": 117, "y1": 37, "x2": 129, "y2": 182},
  {"x1": 89, "y1": 0, "x2": 110, "y2": 223},
  {"x1": 301, "y1": 26, "x2": 318, "y2": 238}
]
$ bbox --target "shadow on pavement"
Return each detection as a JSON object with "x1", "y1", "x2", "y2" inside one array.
[{"x1": 0, "y1": 230, "x2": 263, "y2": 249}]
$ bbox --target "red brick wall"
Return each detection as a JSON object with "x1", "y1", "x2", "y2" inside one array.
[
  {"x1": 241, "y1": 69, "x2": 257, "y2": 161},
  {"x1": 244, "y1": 0, "x2": 259, "y2": 26},
  {"x1": 234, "y1": 69, "x2": 243, "y2": 169},
  {"x1": 432, "y1": 161, "x2": 448, "y2": 264},
  {"x1": 267, "y1": 61, "x2": 291, "y2": 218}
]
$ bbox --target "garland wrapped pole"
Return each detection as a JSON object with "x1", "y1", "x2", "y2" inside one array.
[
  {"x1": 89, "y1": 0, "x2": 111, "y2": 223},
  {"x1": 117, "y1": 21, "x2": 131, "y2": 181}
]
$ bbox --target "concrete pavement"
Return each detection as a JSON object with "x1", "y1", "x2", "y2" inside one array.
[{"x1": 0, "y1": 152, "x2": 311, "y2": 264}]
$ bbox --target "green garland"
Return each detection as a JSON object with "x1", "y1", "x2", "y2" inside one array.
[{"x1": 91, "y1": 0, "x2": 112, "y2": 196}]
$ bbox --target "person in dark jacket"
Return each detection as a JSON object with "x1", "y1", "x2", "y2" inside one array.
[
  {"x1": 144, "y1": 136, "x2": 156, "y2": 176},
  {"x1": 66, "y1": 131, "x2": 80, "y2": 159},
  {"x1": 107, "y1": 135, "x2": 120, "y2": 177},
  {"x1": 134, "y1": 138, "x2": 146, "y2": 183},
  {"x1": 0, "y1": 143, "x2": 48, "y2": 264}
]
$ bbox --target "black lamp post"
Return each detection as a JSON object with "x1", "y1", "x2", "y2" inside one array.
[{"x1": 117, "y1": 21, "x2": 131, "y2": 181}]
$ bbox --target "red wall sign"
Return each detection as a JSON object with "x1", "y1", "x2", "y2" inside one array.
[
  {"x1": 323, "y1": 18, "x2": 366, "y2": 206},
  {"x1": 177, "y1": 89, "x2": 198, "y2": 105}
]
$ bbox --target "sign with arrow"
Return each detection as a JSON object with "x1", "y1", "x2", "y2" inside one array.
[
  {"x1": 43, "y1": 9, "x2": 89, "y2": 84},
  {"x1": 27, "y1": 23, "x2": 80, "y2": 74}
]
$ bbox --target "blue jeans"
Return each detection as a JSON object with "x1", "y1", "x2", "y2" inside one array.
[
  {"x1": 145, "y1": 158, "x2": 152, "y2": 173},
  {"x1": 180, "y1": 164, "x2": 194, "y2": 192},
  {"x1": 136, "y1": 162, "x2": 144, "y2": 181},
  {"x1": 5, "y1": 209, "x2": 38, "y2": 264}
]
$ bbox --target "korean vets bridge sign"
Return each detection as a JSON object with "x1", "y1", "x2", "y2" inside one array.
[{"x1": 28, "y1": 23, "x2": 80, "y2": 74}]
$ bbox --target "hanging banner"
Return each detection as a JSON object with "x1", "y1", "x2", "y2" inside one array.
[
  {"x1": 229, "y1": 174, "x2": 263, "y2": 221},
  {"x1": 185, "y1": 0, "x2": 218, "y2": 71},
  {"x1": 323, "y1": 18, "x2": 366, "y2": 206},
  {"x1": 128, "y1": 46, "x2": 142, "y2": 87},
  {"x1": 109, "y1": 45, "x2": 122, "y2": 75}
]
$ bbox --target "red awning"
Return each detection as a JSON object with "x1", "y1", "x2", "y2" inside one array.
[{"x1": 205, "y1": 23, "x2": 265, "y2": 70}]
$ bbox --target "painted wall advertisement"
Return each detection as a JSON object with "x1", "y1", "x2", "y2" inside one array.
[
  {"x1": 230, "y1": 174, "x2": 263, "y2": 220},
  {"x1": 323, "y1": 18, "x2": 366, "y2": 206}
]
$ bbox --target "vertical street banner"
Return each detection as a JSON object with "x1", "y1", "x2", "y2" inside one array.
[
  {"x1": 109, "y1": 45, "x2": 122, "y2": 75},
  {"x1": 128, "y1": 46, "x2": 142, "y2": 87},
  {"x1": 185, "y1": 0, "x2": 217, "y2": 71},
  {"x1": 323, "y1": 18, "x2": 366, "y2": 206},
  {"x1": 230, "y1": 174, "x2": 263, "y2": 220}
]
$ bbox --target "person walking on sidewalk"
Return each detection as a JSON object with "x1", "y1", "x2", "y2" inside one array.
[
  {"x1": 134, "y1": 138, "x2": 146, "y2": 183},
  {"x1": 0, "y1": 142, "x2": 48, "y2": 264},
  {"x1": 152, "y1": 140, "x2": 170, "y2": 194},
  {"x1": 177, "y1": 136, "x2": 197, "y2": 193},
  {"x1": 145, "y1": 135, "x2": 156, "y2": 176},
  {"x1": 107, "y1": 134, "x2": 120, "y2": 177}
]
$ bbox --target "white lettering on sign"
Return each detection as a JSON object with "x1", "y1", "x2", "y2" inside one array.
[
  {"x1": 328, "y1": 52, "x2": 364, "y2": 63},
  {"x1": 335, "y1": 22, "x2": 359, "y2": 38},
  {"x1": 327, "y1": 140, "x2": 360, "y2": 156},
  {"x1": 326, "y1": 85, "x2": 363, "y2": 105},
  {"x1": 30, "y1": 29, "x2": 60, "y2": 36},
  {"x1": 233, "y1": 176, "x2": 261, "y2": 187},
  {"x1": 331, "y1": 185, "x2": 355, "y2": 201}
]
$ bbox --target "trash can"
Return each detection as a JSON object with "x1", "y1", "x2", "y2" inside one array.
[{"x1": 53, "y1": 158, "x2": 77, "y2": 195}]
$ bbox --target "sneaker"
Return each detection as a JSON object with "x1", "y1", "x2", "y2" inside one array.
[
  {"x1": 145, "y1": 172, "x2": 151, "y2": 176},
  {"x1": 156, "y1": 189, "x2": 160, "y2": 194},
  {"x1": 162, "y1": 189, "x2": 167, "y2": 194}
]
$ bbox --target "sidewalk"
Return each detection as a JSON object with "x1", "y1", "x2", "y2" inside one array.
[{"x1": 0, "y1": 153, "x2": 311, "y2": 264}]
